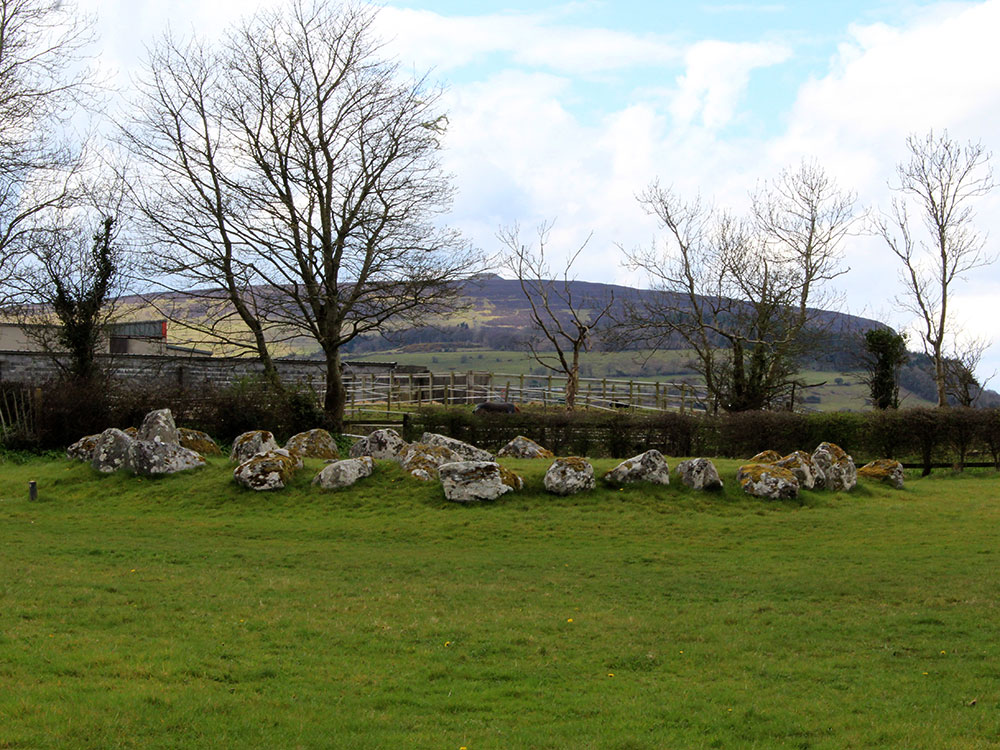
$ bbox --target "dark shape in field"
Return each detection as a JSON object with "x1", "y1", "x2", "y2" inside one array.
[{"x1": 473, "y1": 401, "x2": 520, "y2": 414}]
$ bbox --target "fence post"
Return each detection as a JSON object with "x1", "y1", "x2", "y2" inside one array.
[
  {"x1": 629, "y1": 380, "x2": 634, "y2": 408},
  {"x1": 386, "y1": 373, "x2": 393, "y2": 417},
  {"x1": 587, "y1": 381, "x2": 592, "y2": 409},
  {"x1": 449, "y1": 371, "x2": 455, "y2": 406},
  {"x1": 519, "y1": 373, "x2": 524, "y2": 403},
  {"x1": 680, "y1": 384, "x2": 687, "y2": 414},
  {"x1": 467, "y1": 370, "x2": 474, "y2": 404},
  {"x1": 602, "y1": 378, "x2": 607, "y2": 405}
]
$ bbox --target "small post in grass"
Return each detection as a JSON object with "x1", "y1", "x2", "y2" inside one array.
[{"x1": 29, "y1": 480, "x2": 37, "y2": 502}]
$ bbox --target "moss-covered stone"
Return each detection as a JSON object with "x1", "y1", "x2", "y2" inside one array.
[
  {"x1": 178, "y1": 427, "x2": 222, "y2": 456},
  {"x1": 858, "y1": 458, "x2": 905, "y2": 489}
]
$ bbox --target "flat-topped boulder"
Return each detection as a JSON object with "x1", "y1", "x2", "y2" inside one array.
[
  {"x1": 127, "y1": 440, "x2": 206, "y2": 477},
  {"x1": 419, "y1": 432, "x2": 493, "y2": 462},
  {"x1": 675, "y1": 458, "x2": 724, "y2": 491},
  {"x1": 438, "y1": 460, "x2": 523, "y2": 502},
  {"x1": 776, "y1": 450, "x2": 824, "y2": 490},
  {"x1": 396, "y1": 442, "x2": 462, "y2": 481},
  {"x1": 230, "y1": 430, "x2": 279, "y2": 464},
  {"x1": 137, "y1": 408, "x2": 180, "y2": 446},
  {"x1": 313, "y1": 456, "x2": 375, "y2": 490},
  {"x1": 737, "y1": 463, "x2": 799, "y2": 500},
  {"x1": 497, "y1": 435, "x2": 553, "y2": 459},
  {"x1": 91, "y1": 428, "x2": 136, "y2": 474},
  {"x1": 603, "y1": 450, "x2": 670, "y2": 486},
  {"x1": 812, "y1": 442, "x2": 857, "y2": 492},
  {"x1": 858, "y1": 458, "x2": 905, "y2": 489},
  {"x1": 285, "y1": 428, "x2": 339, "y2": 460},
  {"x1": 349, "y1": 428, "x2": 406, "y2": 460},
  {"x1": 178, "y1": 428, "x2": 222, "y2": 456},
  {"x1": 544, "y1": 457, "x2": 595, "y2": 495},
  {"x1": 233, "y1": 449, "x2": 299, "y2": 491}
]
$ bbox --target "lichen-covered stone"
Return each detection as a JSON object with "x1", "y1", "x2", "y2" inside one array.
[
  {"x1": 603, "y1": 450, "x2": 671, "y2": 486},
  {"x1": 127, "y1": 440, "x2": 206, "y2": 476},
  {"x1": 91, "y1": 428, "x2": 136, "y2": 474},
  {"x1": 858, "y1": 458, "x2": 905, "y2": 489},
  {"x1": 230, "y1": 430, "x2": 279, "y2": 464},
  {"x1": 396, "y1": 442, "x2": 462, "y2": 481},
  {"x1": 438, "y1": 460, "x2": 521, "y2": 502},
  {"x1": 233, "y1": 450, "x2": 299, "y2": 491},
  {"x1": 349, "y1": 428, "x2": 407, "y2": 460},
  {"x1": 737, "y1": 463, "x2": 799, "y2": 499},
  {"x1": 776, "y1": 450, "x2": 824, "y2": 490},
  {"x1": 749, "y1": 450, "x2": 782, "y2": 464},
  {"x1": 312, "y1": 456, "x2": 374, "y2": 490},
  {"x1": 178, "y1": 427, "x2": 222, "y2": 456},
  {"x1": 812, "y1": 442, "x2": 857, "y2": 492},
  {"x1": 67, "y1": 433, "x2": 100, "y2": 461},
  {"x1": 137, "y1": 409, "x2": 180, "y2": 446},
  {"x1": 497, "y1": 436, "x2": 554, "y2": 459},
  {"x1": 419, "y1": 432, "x2": 493, "y2": 462},
  {"x1": 285, "y1": 428, "x2": 339, "y2": 460},
  {"x1": 543, "y1": 456, "x2": 595, "y2": 495},
  {"x1": 675, "y1": 458, "x2": 724, "y2": 491}
]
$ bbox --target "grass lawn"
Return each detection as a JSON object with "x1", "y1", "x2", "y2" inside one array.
[{"x1": 1, "y1": 453, "x2": 999, "y2": 748}]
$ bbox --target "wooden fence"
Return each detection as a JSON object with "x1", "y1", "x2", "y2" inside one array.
[
  {"x1": 0, "y1": 384, "x2": 36, "y2": 437},
  {"x1": 343, "y1": 370, "x2": 708, "y2": 417}
]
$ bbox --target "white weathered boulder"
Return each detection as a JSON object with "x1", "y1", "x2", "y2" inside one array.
[
  {"x1": 438, "y1": 460, "x2": 523, "y2": 502},
  {"x1": 497, "y1": 435, "x2": 554, "y2": 459},
  {"x1": 230, "y1": 430, "x2": 280, "y2": 464},
  {"x1": 543, "y1": 457, "x2": 595, "y2": 495},
  {"x1": 67, "y1": 433, "x2": 100, "y2": 461},
  {"x1": 858, "y1": 458, "x2": 905, "y2": 489},
  {"x1": 396, "y1": 442, "x2": 462, "y2": 481},
  {"x1": 91, "y1": 428, "x2": 136, "y2": 474},
  {"x1": 812, "y1": 442, "x2": 857, "y2": 492},
  {"x1": 675, "y1": 458, "x2": 724, "y2": 491},
  {"x1": 127, "y1": 440, "x2": 206, "y2": 476},
  {"x1": 776, "y1": 450, "x2": 825, "y2": 490},
  {"x1": 312, "y1": 456, "x2": 375, "y2": 490},
  {"x1": 349, "y1": 428, "x2": 407, "y2": 460},
  {"x1": 419, "y1": 432, "x2": 493, "y2": 462},
  {"x1": 603, "y1": 450, "x2": 671, "y2": 486},
  {"x1": 233, "y1": 450, "x2": 299, "y2": 491},
  {"x1": 737, "y1": 463, "x2": 800, "y2": 500},
  {"x1": 137, "y1": 408, "x2": 180, "y2": 446},
  {"x1": 285, "y1": 428, "x2": 339, "y2": 460}
]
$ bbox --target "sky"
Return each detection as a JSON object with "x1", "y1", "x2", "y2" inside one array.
[{"x1": 80, "y1": 0, "x2": 1000, "y2": 380}]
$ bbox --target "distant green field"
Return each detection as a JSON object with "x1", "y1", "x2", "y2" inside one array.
[{"x1": 1, "y1": 454, "x2": 998, "y2": 748}]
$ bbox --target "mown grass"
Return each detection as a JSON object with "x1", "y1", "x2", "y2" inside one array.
[{"x1": 1, "y1": 454, "x2": 999, "y2": 748}]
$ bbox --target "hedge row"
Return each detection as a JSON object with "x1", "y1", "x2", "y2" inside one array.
[{"x1": 405, "y1": 407, "x2": 1000, "y2": 473}]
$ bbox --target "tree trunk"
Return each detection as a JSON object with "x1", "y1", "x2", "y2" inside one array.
[
  {"x1": 324, "y1": 346, "x2": 346, "y2": 433},
  {"x1": 565, "y1": 357, "x2": 579, "y2": 411}
]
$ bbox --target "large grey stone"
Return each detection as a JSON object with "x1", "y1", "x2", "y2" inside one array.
[
  {"x1": 91, "y1": 428, "x2": 136, "y2": 474},
  {"x1": 396, "y1": 442, "x2": 462, "y2": 481},
  {"x1": 349, "y1": 428, "x2": 407, "y2": 460},
  {"x1": 858, "y1": 459, "x2": 905, "y2": 489},
  {"x1": 737, "y1": 463, "x2": 800, "y2": 499},
  {"x1": 67, "y1": 433, "x2": 100, "y2": 462},
  {"x1": 438, "y1": 460, "x2": 523, "y2": 502},
  {"x1": 603, "y1": 450, "x2": 671, "y2": 486},
  {"x1": 497, "y1": 435, "x2": 554, "y2": 459},
  {"x1": 776, "y1": 450, "x2": 824, "y2": 490},
  {"x1": 137, "y1": 408, "x2": 180, "y2": 446},
  {"x1": 419, "y1": 432, "x2": 493, "y2": 462},
  {"x1": 675, "y1": 458, "x2": 724, "y2": 491},
  {"x1": 312, "y1": 456, "x2": 375, "y2": 490},
  {"x1": 233, "y1": 450, "x2": 299, "y2": 491},
  {"x1": 543, "y1": 457, "x2": 595, "y2": 495},
  {"x1": 285, "y1": 429, "x2": 339, "y2": 460},
  {"x1": 127, "y1": 440, "x2": 206, "y2": 476},
  {"x1": 230, "y1": 430, "x2": 280, "y2": 464},
  {"x1": 812, "y1": 442, "x2": 857, "y2": 492}
]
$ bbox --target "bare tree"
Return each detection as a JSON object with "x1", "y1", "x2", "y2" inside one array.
[
  {"x1": 944, "y1": 336, "x2": 992, "y2": 407},
  {"x1": 876, "y1": 130, "x2": 995, "y2": 407},
  {"x1": 122, "y1": 1, "x2": 476, "y2": 429},
  {"x1": 0, "y1": 0, "x2": 94, "y2": 299},
  {"x1": 624, "y1": 161, "x2": 857, "y2": 412},
  {"x1": 497, "y1": 222, "x2": 614, "y2": 410}
]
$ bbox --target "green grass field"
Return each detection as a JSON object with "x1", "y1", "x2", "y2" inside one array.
[{"x1": 2, "y1": 453, "x2": 998, "y2": 748}]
